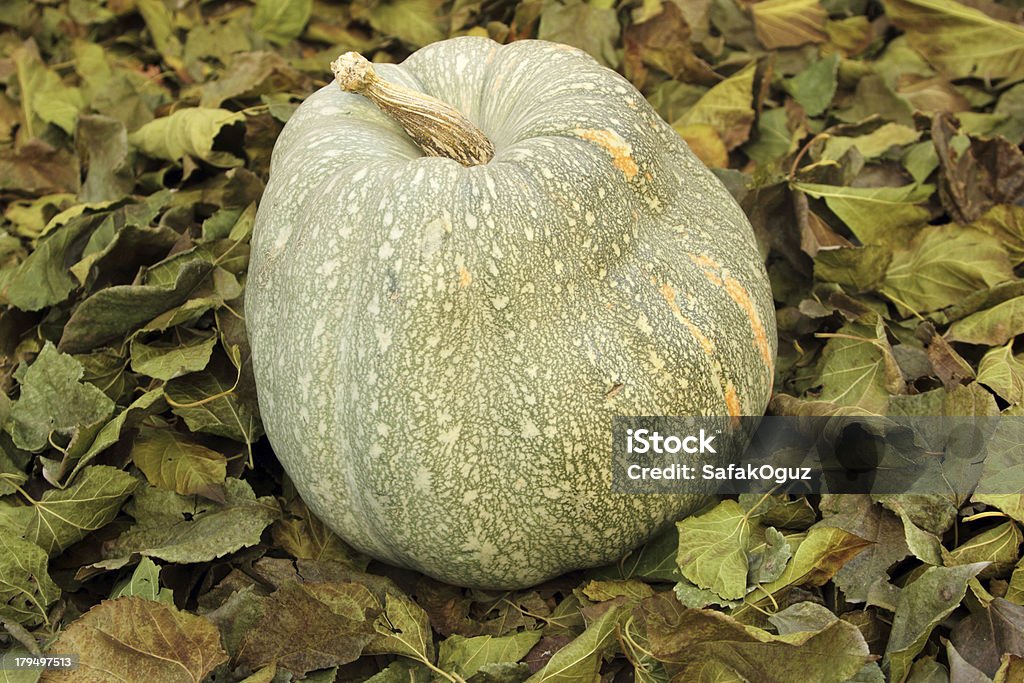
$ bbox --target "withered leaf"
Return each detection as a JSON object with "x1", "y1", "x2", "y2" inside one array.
[
  {"x1": 234, "y1": 581, "x2": 377, "y2": 676},
  {"x1": 752, "y1": 0, "x2": 828, "y2": 49},
  {"x1": 40, "y1": 596, "x2": 227, "y2": 683}
]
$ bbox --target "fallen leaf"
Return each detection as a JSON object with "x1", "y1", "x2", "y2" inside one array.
[
  {"x1": 793, "y1": 181, "x2": 933, "y2": 246},
  {"x1": 8, "y1": 342, "x2": 114, "y2": 453},
  {"x1": 252, "y1": 0, "x2": 313, "y2": 46},
  {"x1": 676, "y1": 500, "x2": 754, "y2": 600},
  {"x1": 0, "y1": 139, "x2": 81, "y2": 195},
  {"x1": 128, "y1": 107, "x2": 245, "y2": 168},
  {"x1": 676, "y1": 61, "x2": 757, "y2": 150},
  {"x1": 130, "y1": 427, "x2": 227, "y2": 497},
  {"x1": 99, "y1": 477, "x2": 279, "y2": 567},
  {"x1": 40, "y1": 596, "x2": 227, "y2": 683},
  {"x1": 880, "y1": 225, "x2": 1014, "y2": 316},
  {"x1": 883, "y1": 0, "x2": 1024, "y2": 83},
  {"x1": 883, "y1": 562, "x2": 988, "y2": 682},
  {"x1": 819, "y1": 495, "x2": 910, "y2": 603},
  {"x1": 0, "y1": 533, "x2": 60, "y2": 627},
  {"x1": 752, "y1": 0, "x2": 827, "y2": 48},
  {"x1": 784, "y1": 53, "x2": 838, "y2": 117},
  {"x1": 20, "y1": 465, "x2": 138, "y2": 557},
  {"x1": 946, "y1": 296, "x2": 1024, "y2": 346},
  {"x1": 439, "y1": 631, "x2": 543, "y2": 679},
  {"x1": 525, "y1": 603, "x2": 625, "y2": 683},
  {"x1": 109, "y1": 556, "x2": 174, "y2": 603},
  {"x1": 234, "y1": 581, "x2": 378, "y2": 676},
  {"x1": 537, "y1": 0, "x2": 620, "y2": 67},
  {"x1": 59, "y1": 259, "x2": 214, "y2": 354},
  {"x1": 978, "y1": 343, "x2": 1024, "y2": 404}
]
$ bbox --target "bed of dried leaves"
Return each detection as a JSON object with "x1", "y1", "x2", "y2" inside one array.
[{"x1": 1, "y1": 0, "x2": 1024, "y2": 681}]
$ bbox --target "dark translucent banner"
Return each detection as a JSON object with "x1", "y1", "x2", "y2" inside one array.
[{"x1": 610, "y1": 416, "x2": 1024, "y2": 496}]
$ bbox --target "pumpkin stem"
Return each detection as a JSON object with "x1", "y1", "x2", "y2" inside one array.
[{"x1": 331, "y1": 52, "x2": 494, "y2": 167}]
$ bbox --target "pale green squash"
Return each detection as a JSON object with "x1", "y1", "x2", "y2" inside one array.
[{"x1": 246, "y1": 37, "x2": 776, "y2": 589}]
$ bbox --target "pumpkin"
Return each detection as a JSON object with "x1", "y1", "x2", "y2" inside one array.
[{"x1": 245, "y1": 37, "x2": 776, "y2": 589}]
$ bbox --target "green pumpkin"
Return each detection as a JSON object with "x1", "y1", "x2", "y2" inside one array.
[{"x1": 246, "y1": 37, "x2": 776, "y2": 589}]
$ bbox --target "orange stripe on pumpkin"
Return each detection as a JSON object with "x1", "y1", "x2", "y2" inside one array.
[
  {"x1": 687, "y1": 254, "x2": 774, "y2": 374},
  {"x1": 574, "y1": 129, "x2": 639, "y2": 181},
  {"x1": 724, "y1": 382, "x2": 741, "y2": 426},
  {"x1": 659, "y1": 282, "x2": 714, "y2": 357},
  {"x1": 723, "y1": 276, "x2": 773, "y2": 371}
]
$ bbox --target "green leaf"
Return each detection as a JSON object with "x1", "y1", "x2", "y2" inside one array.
[
  {"x1": 130, "y1": 427, "x2": 227, "y2": 497},
  {"x1": 641, "y1": 597, "x2": 870, "y2": 681},
  {"x1": 883, "y1": 0, "x2": 1024, "y2": 83},
  {"x1": 978, "y1": 343, "x2": 1024, "y2": 405},
  {"x1": 99, "y1": 478, "x2": 279, "y2": 566},
  {"x1": 672, "y1": 580, "x2": 740, "y2": 608},
  {"x1": 1007, "y1": 558, "x2": 1024, "y2": 605},
  {"x1": 884, "y1": 562, "x2": 989, "y2": 681},
  {"x1": 748, "y1": 526, "x2": 792, "y2": 584},
  {"x1": 439, "y1": 632, "x2": 543, "y2": 679},
  {"x1": 58, "y1": 259, "x2": 214, "y2": 354},
  {"x1": 594, "y1": 523, "x2": 683, "y2": 582},
  {"x1": 677, "y1": 62, "x2": 757, "y2": 150},
  {"x1": 4, "y1": 212, "x2": 98, "y2": 312},
  {"x1": 370, "y1": 592, "x2": 437, "y2": 663},
  {"x1": 971, "y1": 417, "x2": 1024, "y2": 523},
  {"x1": 110, "y1": 557, "x2": 174, "y2": 604},
  {"x1": 9, "y1": 342, "x2": 115, "y2": 453},
  {"x1": 136, "y1": 0, "x2": 185, "y2": 71},
  {"x1": 793, "y1": 181, "x2": 933, "y2": 246},
  {"x1": 733, "y1": 525, "x2": 871, "y2": 619},
  {"x1": 537, "y1": 0, "x2": 621, "y2": 68},
  {"x1": 752, "y1": 0, "x2": 827, "y2": 49},
  {"x1": 61, "y1": 388, "x2": 167, "y2": 485},
  {"x1": 364, "y1": 661, "x2": 432, "y2": 683},
  {"x1": 817, "y1": 322, "x2": 893, "y2": 414},
  {"x1": 819, "y1": 495, "x2": 910, "y2": 603},
  {"x1": 77, "y1": 114, "x2": 134, "y2": 203},
  {"x1": 0, "y1": 533, "x2": 60, "y2": 627},
  {"x1": 0, "y1": 447, "x2": 27, "y2": 497},
  {"x1": 45, "y1": 596, "x2": 227, "y2": 681},
  {"x1": 974, "y1": 204, "x2": 1024, "y2": 266},
  {"x1": 252, "y1": 0, "x2": 313, "y2": 46},
  {"x1": 745, "y1": 107, "x2": 799, "y2": 166},
  {"x1": 130, "y1": 332, "x2": 217, "y2": 381},
  {"x1": 767, "y1": 601, "x2": 839, "y2": 635},
  {"x1": 881, "y1": 225, "x2": 1014, "y2": 316},
  {"x1": 272, "y1": 494, "x2": 369, "y2": 567},
  {"x1": 1, "y1": 648, "x2": 45, "y2": 682},
  {"x1": 822, "y1": 123, "x2": 921, "y2": 161},
  {"x1": 164, "y1": 351, "x2": 263, "y2": 444},
  {"x1": 525, "y1": 604, "x2": 626, "y2": 683},
  {"x1": 128, "y1": 107, "x2": 245, "y2": 168},
  {"x1": 903, "y1": 141, "x2": 940, "y2": 184},
  {"x1": 946, "y1": 296, "x2": 1024, "y2": 346},
  {"x1": 814, "y1": 245, "x2": 892, "y2": 293},
  {"x1": 20, "y1": 465, "x2": 138, "y2": 557},
  {"x1": 13, "y1": 40, "x2": 84, "y2": 138},
  {"x1": 784, "y1": 53, "x2": 838, "y2": 117},
  {"x1": 945, "y1": 522, "x2": 1022, "y2": 578},
  {"x1": 676, "y1": 500, "x2": 754, "y2": 600}
]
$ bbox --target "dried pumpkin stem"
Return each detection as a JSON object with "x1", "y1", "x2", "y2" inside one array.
[{"x1": 331, "y1": 52, "x2": 494, "y2": 167}]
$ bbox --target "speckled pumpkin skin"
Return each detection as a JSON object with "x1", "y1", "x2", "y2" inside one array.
[{"x1": 246, "y1": 37, "x2": 776, "y2": 589}]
